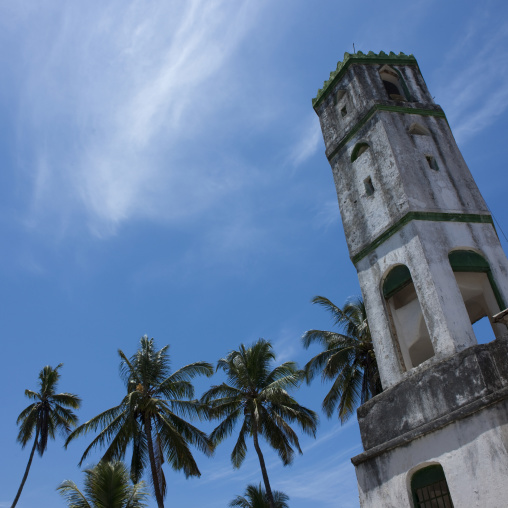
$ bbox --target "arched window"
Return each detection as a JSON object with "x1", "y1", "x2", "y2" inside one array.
[
  {"x1": 408, "y1": 123, "x2": 430, "y2": 136},
  {"x1": 411, "y1": 464, "x2": 454, "y2": 508},
  {"x1": 379, "y1": 65, "x2": 408, "y2": 101},
  {"x1": 383, "y1": 265, "x2": 434, "y2": 370},
  {"x1": 351, "y1": 142, "x2": 369, "y2": 162},
  {"x1": 334, "y1": 90, "x2": 349, "y2": 118},
  {"x1": 449, "y1": 250, "x2": 506, "y2": 343}
]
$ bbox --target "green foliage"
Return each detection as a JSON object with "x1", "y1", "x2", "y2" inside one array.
[
  {"x1": 202, "y1": 339, "x2": 317, "y2": 507},
  {"x1": 66, "y1": 336, "x2": 213, "y2": 508},
  {"x1": 229, "y1": 484, "x2": 289, "y2": 508},
  {"x1": 17, "y1": 364, "x2": 81, "y2": 454},
  {"x1": 302, "y1": 296, "x2": 382, "y2": 423},
  {"x1": 12, "y1": 364, "x2": 81, "y2": 508},
  {"x1": 57, "y1": 460, "x2": 149, "y2": 508}
]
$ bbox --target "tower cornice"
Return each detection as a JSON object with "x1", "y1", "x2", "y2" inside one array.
[
  {"x1": 351, "y1": 211, "x2": 495, "y2": 265},
  {"x1": 312, "y1": 51, "x2": 418, "y2": 109},
  {"x1": 325, "y1": 102, "x2": 446, "y2": 162}
]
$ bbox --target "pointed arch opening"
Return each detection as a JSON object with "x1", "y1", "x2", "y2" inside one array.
[
  {"x1": 449, "y1": 249, "x2": 506, "y2": 343},
  {"x1": 408, "y1": 123, "x2": 430, "y2": 136},
  {"x1": 351, "y1": 142, "x2": 370, "y2": 162},
  {"x1": 383, "y1": 265, "x2": 434, "y2": 370},
  {"x1": 379, "y1": 65, "x2": 408, "y2": 101}
]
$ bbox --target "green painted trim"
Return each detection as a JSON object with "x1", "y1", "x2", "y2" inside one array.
[
  {"x1": 351, "y1": 212, "x2": 494, "y2": 265},
  {"x1": 394, "y1": 68, "x2": 413, "y2": 102},
  {"x1": 411, "y1": 465, "x2": 446, "y2": 491},
  {"x1": 313, "y1": 51, "x2": 418, "y2": 109},
  {"x1": 383, "y1": 265, "x2": 412, "y2": 299},
  {"x1": 326, "y1": 105, "x2": 446, "y2": 162},
  {"x1": 487, "y1": 272, "x2": 506, "y2": 310},
  {"x1": 351, "y1": 142, "x2": 369, "y2": 162},
  {"x1": 411, "y1": 465, "x2": 452, "y2": 508},
  {"x1": 449, "y1": 250, "x2": 490, "y2": 271},
  {"x1": 448, "y1": 250, "x2": 506, "y2": 309}
]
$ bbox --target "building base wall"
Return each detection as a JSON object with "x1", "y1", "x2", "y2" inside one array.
[{"x1": 354, "y1": 397, "x2": 508, "y2": 507}]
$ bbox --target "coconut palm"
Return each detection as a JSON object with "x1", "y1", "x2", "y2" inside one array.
[
  {"x1": 12, "y1": 364, "x2": 81, "y2": 508},
  {"x1": 229, "y1": 483, "x2": 289, "y2": 508},
  {"x1": 57, "y1": 460, "x2": 148, "y2": 508},
  {"x1": 202, "y1": 339, "x2": 317, "y2": 508},
  {"x1": 302, "y1": 296, "x2": 382, "y2": 423},
  {"x1": 65, "y1": 336, "x2": 214, "y2": 508}
]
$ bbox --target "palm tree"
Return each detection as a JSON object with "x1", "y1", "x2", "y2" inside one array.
[
  {"x1": 202, "y1": 339, "x2": 317, "y2": 508},
  {"x1": 302, "y1": 296, "x2": 382, "y2": 423},
  {"x1": 229, "y1": 484, "x2": 289, "y2": 508},
  {"x1": 12, "y1": 364, "x2": 81, "y2": 508},
  {"x1": 65, "y1": 336, "x2": 214, "y2": 508},
  {"x1": 57, "y1": 460, "x2": 148, "y2": 508}
]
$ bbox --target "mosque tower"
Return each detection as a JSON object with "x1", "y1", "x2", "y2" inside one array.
[{"x1": 313, "y1": 51, "x2": 508, "y2": 507}]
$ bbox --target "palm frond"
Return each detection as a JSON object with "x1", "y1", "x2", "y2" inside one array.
[
  {"x1": 167, "y1": 399, "x2": 209, "y2": 421},
  {"x1": 303, "y1": 296, "x2": 382, "y2": 422},
  {"x1": 160, "y1": 409, "x2": 213, "y2": 457},
  {"x1": 209, "y1": 407, "x2": 242, "y2": 445},
  {"x1": 23, "y1": 390, "x2": 41, "y2": 401},
  {"x1": 65, "y1": 402, "x2": 125, "y2": 447},
  {"x1": 201, "y1": 383, "x2": 242, "y2": 403},
  {"x1": 231, "y1": 418, "x2": 249, "y2": 469},
  {"x1": 57, "y1": 480, "x2": 92, "y2": 508},
  {"x1": 74, "y1": 408, "x2": 130, "y2": 465},
  {"x1": 156, "y1": 416, "x2": 201, "y2": 478},
  {"x1": 130, "y1": 425, "x2": 148, "y2": 484},
  {"x1": 166, "y1": 362, "x2": 214, "y2": 383},
  {"x1": 58, "y1": 461, "x2": 148, "y2": 508},
  {"x1": 51, "y1": 393, "x2": 82, "y2": 409}
]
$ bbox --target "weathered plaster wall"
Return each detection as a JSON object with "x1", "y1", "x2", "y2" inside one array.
[
  {"x1": 328, "y1": 109, "x2": 490, "y2": 259},
  {"x1": 356, "y1": 338, "x2": 508, "y2": 450},
  {"x1": 355, "y1": 401, "x2": 508, "y2": 508},
  {"x1": 357, "y1": 220, "x2": 508, "y2": 388},
  {"x1": 332, "y1": 117, "x2": 410, "y2": 258},
  {"x1": 314, "y1": 56, "x2": 508, "y2": 508},
  {"x1": 315, "y1": 62, "x2": 434, "y2": 155}
]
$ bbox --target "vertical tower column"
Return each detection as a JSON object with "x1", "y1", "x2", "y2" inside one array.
[
  {"x1": 313, "y1": 49, "x2": 508, "y2": 508},
  {"x1": 313, "y1": 51, "x2": 508, "y2": 385}
]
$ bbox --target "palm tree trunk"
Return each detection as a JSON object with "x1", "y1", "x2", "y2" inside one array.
[
  {"x1": 143, "y1": 414, "x2": 165, "y2": 508},
  {"x1": 252, "y1": 425, "x2": 275, "y2": 508},
  {"x1": 11, "y1": 426, "x2": 39, "y2": 508}
]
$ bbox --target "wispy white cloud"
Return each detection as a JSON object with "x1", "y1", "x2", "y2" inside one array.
[
  {"x1": 272, "y1": 326, "x2": 303, "y2": 364},
  {"x1": 433, "y1": 12, "x2": 508, "y2": 144},
  {"x1": 12, "y1": 0, "x2": 268, "y2": 236},
  {"x1": 302, "y1": 419, "x2": 356, "y2": 453},
  {"x1": 277, "y1": 455, "x2": 360, "y2": 507},
  {"x1": 314, "y1": 199, "x2": 341, "y2": 230},
  {"x1": 351, "y1": 0, "x2": 437, "y2": 53},
  {"x1": 270, "y1": 432, "x2": 361, "y2": 507},
  {"x1": 287, "y1": 114, "x2": 322, "y2": 168}
]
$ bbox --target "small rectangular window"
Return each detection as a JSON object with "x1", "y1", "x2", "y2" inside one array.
[
  {"x1": 425, "y1": 155, "x2": 439, "y2": 171},
  {"x1": 364, "y1": 177, "x2": 375, "y2": 196}
]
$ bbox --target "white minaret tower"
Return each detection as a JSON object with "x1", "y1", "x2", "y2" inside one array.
[{"x1": 313, "y1": 51, "x2": 508, "y2": 507}]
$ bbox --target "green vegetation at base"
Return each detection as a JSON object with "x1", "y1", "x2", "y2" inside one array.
[
  {"x1": 302, "y1": 296, "x2": 381, "y2": 423},
  {"x1": 65, "y1": 336, "x2": 214, "y2": 508},
  {"x1": 202, "y1": 339, "x2": 318, "y2": 508},
  {"x1": 229, "y1": 483, "x2": 290, "y2": 508},
  {"x1": 57, "y1": 460, "x2": 148, "y2": 508},
  {"x1": 12, "y1": 364, "x2": 81, "y2": 508}
]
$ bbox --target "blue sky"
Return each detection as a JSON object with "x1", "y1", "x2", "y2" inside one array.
[{"x1": 2, "y1": 1, "x2": 508, "y2": 507}]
